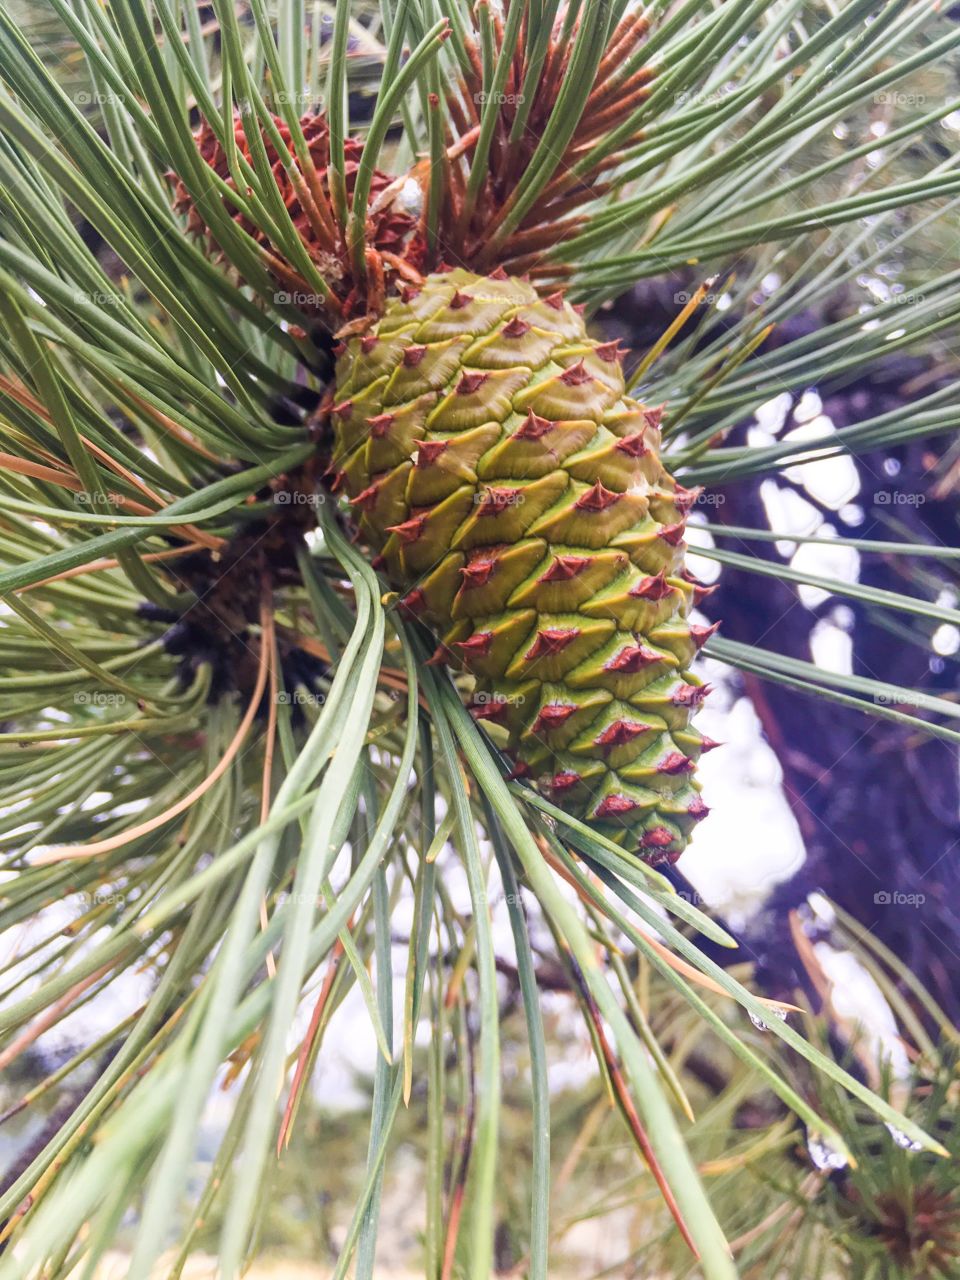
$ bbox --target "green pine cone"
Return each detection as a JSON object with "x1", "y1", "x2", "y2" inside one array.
[{"x1": 331, "y1": 269, "x2": 716, "y2": 862}]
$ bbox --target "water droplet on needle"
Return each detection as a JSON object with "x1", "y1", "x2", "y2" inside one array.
[
  {"x1": 807, "y1": 1132, "x2": 849, "y2": 1171},
  {"x1": 885, "y1": 1123, "x2": 922, "y2": 1151}
]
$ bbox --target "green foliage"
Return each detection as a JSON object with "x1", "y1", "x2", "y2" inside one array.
[{"x1": 0, "y1": 2, "x2": 957, "y2": 1277}]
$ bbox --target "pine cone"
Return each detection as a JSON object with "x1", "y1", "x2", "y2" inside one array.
[{"x1": 332, "y1": 269, "x2": 714, "y2": 862}]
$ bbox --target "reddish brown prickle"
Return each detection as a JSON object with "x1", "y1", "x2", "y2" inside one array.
[
  {"x1": 387, "y1": 515, "x2": 426, "y2": 543},
  {"x1": 532, "y1": 704, "x2": 577, "y2": 732},
  {"x1": 400, "y1": 588, "x2": 427, "y2": 616},
  {"x1": 457, "y1": 371, "x2": 489, "y2": 394},
  {"x1": 502, "y1": 315, "x2": 531, "y2": 338},
  {"x1": 605, "y1": 643, "x2": 659, "y2": 673},
  {"x1": 551, "y1": 770, "x2": 581, "y2": 792},
  {"x1": 658, "y1": 751, "x2": 695, "y2": 775},
  {"x1": 673, "y1": 484, "x2": 703, "y2": 513},
  {"x1": 350, "y1": 483, "x2": 380, "y2": 511},
  {"x1": 477, "y1": 486, "x2": 522, "y2": 514},
  {"x1": 456, "y1": 631, "x2": 494, "y2": 659},
  {"x1": 630, "y1": 571, "x2": 673, "y2": 601},
  {"x1": 460, "y1": 557, "x2": 496, "y2": 589},
  {"x1": 514, "y1": 410, "x2": 553, "y2": 440},
  {"x1": 596, "y1": 720, "x2": 649, "y2": 750},
  {"x1": 470, "y1": 698, "x2": 509, "y2": 724},
  {"x1": 417, "y1": 440, "x2": 448, "y2": 467},
  {"x1": 525, "y1": 628, "x2": 579, "y2": 659},
  {"x1": 674, "y1": 683, "x2": 710, "y2": 707},
  {"x1": 595, "y1": 793, "x2": 639, "y2": 818},
  {"x1": 615, "y1": 433, "x2": 649, "y2": 458},
  {"x1": 540, "y1": 555, "x2": 590, "y2": 582},
  {"x1": 559, "y1": 359, "x2": 591, "y2": 386},
  {"x1": 368, "y1": 412, "x2": 395, "y2": 437},
  {"x1": 690, "y1": 621, "x2": 720, "y2": 648},
  {"x1": 575, "y1": 481, "x2": 620, "y2": 512},
  {"x1": 658, "y1": 521, "x2": 686, "y2": 546}
]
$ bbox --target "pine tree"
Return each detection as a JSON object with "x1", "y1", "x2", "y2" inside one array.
[{"x1": 0, "y1": 3, "x2": 958, "y2": 1277}]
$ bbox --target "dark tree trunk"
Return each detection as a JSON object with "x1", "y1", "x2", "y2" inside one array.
[
  {"x1": 605, "y1": 282, "x2": 960, "y2": 1024},
  {"x1": 703, "y1": 389, "x2": 960, "y2": 1024}
]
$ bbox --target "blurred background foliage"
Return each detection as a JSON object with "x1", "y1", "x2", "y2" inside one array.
[{"x1": 1, "y1": 1, "x2": 960, "y2": 1277}]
